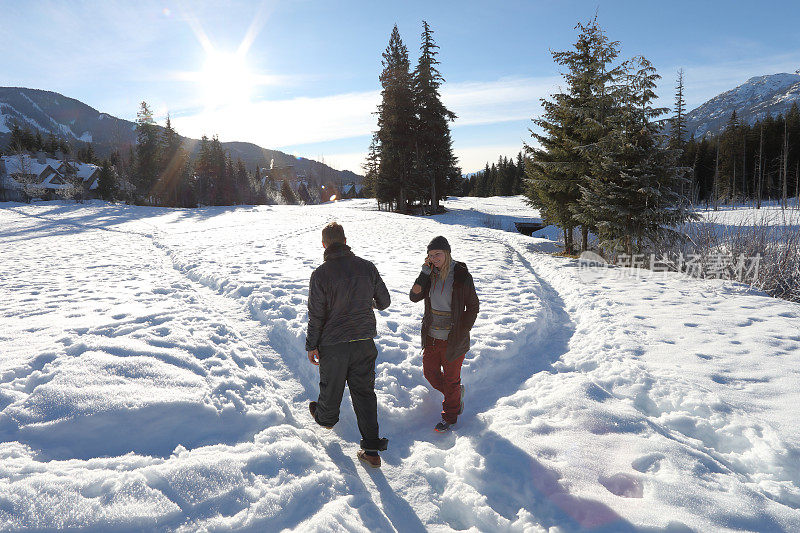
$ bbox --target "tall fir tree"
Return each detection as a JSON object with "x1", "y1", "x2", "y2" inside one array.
[
  {"x1": 515, "y1": 152, "x2": 526, "y2": 195},
  {"x1": 524, "y1": 18, "x2": 621, "y2": 253},
  {"x1": 134, "y1": 101, "x2": 161, "y2": 203},
  {"x1": 413, "y1": 20, "x2": 459, "y2": 211},
  {"x1": 96, "y1": 159, "x2": 116, "y2": 201},
  {"x1": 362, "y1": 133, "x2": 380, "y2": 198},
  {"x1": 195, "y1": 135, "x2": 213, "y2": 205},
  {"x1": 578, "y1": 57, "x2": 694, "y2": 255},
  {"x1": 718, "y1": 110, "x2": 741, "y2": 202},
  {"x1": 376, "y1": 25, "x2": 417, "y2": 213},
  {"x1": 669, "y1": 69, "x2": 687, "y2": 150},
  {"x1": 154, "y1": 114, "x2": 185, "y2": 205}
]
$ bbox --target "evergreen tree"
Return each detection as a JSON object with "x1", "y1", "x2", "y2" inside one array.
[
  {"x1": 96, "y1": 159, "x2": 116, "y2": 201},
  {"x1": 718, "y1": 110, "x2": 741, "y2": 202},
  {"x1": 225, "y1": 156, "x2": 236, "y2": 204},
  {"x1": 473, "y1": 166, "x2": 487, "y2": 196},
  {"x1": 514, "y1": 152, "x2": 526, "y2": 194},
  {"x1": 85, "y1": 143, "x2": 96, "y2": 163},
  {"x1": 45, "y1": 133, "x2": 59, "y2": 154},
  {"x1": 280, "y1": 179, "x2": 298, "y2": 204},
  {"x1": 9, "y1": 123, "x2": 24, "y2": 152},
  {"x1": 692, "y1": 136, "x2": 715, "y2": 204},
  {"x1": 362, "y1": 133, "x2": 380, "y2": 198},
  {"x1": 235, "y1": 159, "x2": 249, "y2": 204},
  {"x1": 669, "y1": 69, "x2": 687, "y2": 150},
  {"x1": 413, "y1": 21, "x2": 460, "y2": 211},
  {"x1": 578, "y1": 57, "x2": 694, "y2": 255},
  {"x1": 195, "y1": 135, "x2": 213, "y2": 205},
  {"x1": 134, "y1": 101, "x2": 161, "y2": 202},
  {"x1": 376, "y1": 25, "x2": 417, "y2": 213},
  {"x1": 58, "y1": 137, "x2": 72, "y2": 155},
  {"x1": 154, "y1": 114, "x2": 185, "y2": 206},
  {"x1": 525, "y1": 18, "x2": 621, "y2": 253}
]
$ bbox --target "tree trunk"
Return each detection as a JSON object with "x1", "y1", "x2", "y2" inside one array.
[
  {"x1": 713, "y1": 138, "x2": 720, "y2": 210},
  {"x1": 796, "y1": 161, "x2": 799, "y2": 208},
  {"x1": 581, "y1": 225, "x2": 588, "y2": 252},
  {"x1": 399, "y1": 187, "x2": 406, "y2": 214},
  {"x1": 757, "y1": 126, "x2": 763, "y2": 209},
  {"x1": 431, "y1": 173, "x2": 437, "y2": 213},
  {"x1": 782, "y1": 122, "x2": 788, "y2": 210}
]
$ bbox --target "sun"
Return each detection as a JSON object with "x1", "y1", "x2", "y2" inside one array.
[{"x1": 200, "y1": 51, "x2": 254, "y2": 109}]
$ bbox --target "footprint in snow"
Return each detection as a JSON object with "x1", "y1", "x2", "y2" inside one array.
[
  {"x1": 599, "y1": 473, "x2": 644, "y2": 498},
  {"x1": 631, "y1": 453, "x2": 665, "y2": 473}
]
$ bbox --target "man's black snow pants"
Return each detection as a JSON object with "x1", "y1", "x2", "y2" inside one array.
[{"x1": 314, "y1": 339, "x2": 383, "y2": 450}]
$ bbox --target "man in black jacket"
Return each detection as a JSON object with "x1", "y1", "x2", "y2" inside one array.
[{"x1": 306, "y1": 222, "x2": 391, "y2": 468}]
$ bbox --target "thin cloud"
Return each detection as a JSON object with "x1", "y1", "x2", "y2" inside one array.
[
  {"x1": 171, "y1": 90, "x2": 380, "y2": 147},
  {"x1": 171, "y1": 76, "x2": 557, "y2": 148},
  {"x1": 442, "y1": 76, "x2": 559, "y2": 126}
]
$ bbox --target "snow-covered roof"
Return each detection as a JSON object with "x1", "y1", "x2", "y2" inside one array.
[
  {"x1": 1, "y1": 155, "x2": 52, "y2": 178},
  {"x1": 343, "y1": 183, "x2": 364, "y2": 195},
  {"x1": 76, "y1": 162, "x2": 100, "y2": 180},
  {"x1": 0, "y1": 154, "x2": 99, "y2": 191}
]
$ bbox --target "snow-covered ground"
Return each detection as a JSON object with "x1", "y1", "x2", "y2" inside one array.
[
  {"x1": 1, "y1": 196, "x2": 799, "y2": 532},
  {"x1": 693, "y1": 201, "x2": 800, "y2": 235}
]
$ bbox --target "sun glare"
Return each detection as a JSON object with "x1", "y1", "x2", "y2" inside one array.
[{"x1": 200, "y1": 52, "x2": 254, "y2": 108}]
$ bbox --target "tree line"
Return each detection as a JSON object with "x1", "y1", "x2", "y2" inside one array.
[
  {"x1": 461, "y1": 152, "x2": 527, "y2": 197},
  {"x1": 364, "y1": 22, "x2": 461, "y2": 214},
  {"x1": 125, "y1": 102, "x2": 277, "y2": 207},
  {"x1": 6, "y1": 123, "x2": 73, "y2": 156},
  {"x1": 678, "y1": 104, "x2": 800, "y2": 208}
]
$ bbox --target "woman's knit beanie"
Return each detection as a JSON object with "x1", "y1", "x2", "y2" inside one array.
[{"x1": 427, "y1": 236, "x2": 451, "y2": 253}]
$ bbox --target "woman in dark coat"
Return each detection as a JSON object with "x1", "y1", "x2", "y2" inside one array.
[{"x1": 410, "y1": 236, "x2": 479, "y2": 432}]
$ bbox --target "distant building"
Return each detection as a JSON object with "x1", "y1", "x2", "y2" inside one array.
[
  {"x1": 0, "y1": 153, "x2": 101, "y2": 201},
  {"x1": 341, "y1": 182, "x2": 365, "y2": 199}
]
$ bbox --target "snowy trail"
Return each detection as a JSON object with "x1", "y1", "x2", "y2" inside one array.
[
  {"x1": 147, "y1": 206, "x2": 568, "y2": 531},
  {"x1": 148, "y1": 221, "x2": 411, "y2": 531},
  {"x1": 1, "y1": 198, "x2": 800, "y2": 531}
]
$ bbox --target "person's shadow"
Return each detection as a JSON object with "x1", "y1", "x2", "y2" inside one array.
[{"x1": 325, "y1": 441, "x2": 427, "y2": 533}]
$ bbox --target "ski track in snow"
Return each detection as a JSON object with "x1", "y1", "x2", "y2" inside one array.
[{"x1": 0, "y1": 198, "x2": 799, "y2": 532}]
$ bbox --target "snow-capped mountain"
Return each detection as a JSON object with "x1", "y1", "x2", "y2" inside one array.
[
  {"x1": 0, "y1": 87, "x2": 133, "y2": 146},
  {"x1": 685, "y1": 72, "x2": 800, "y2": 138},
  {"x1": 0, "y1": 87, "x2": 361, "y2": 183}
]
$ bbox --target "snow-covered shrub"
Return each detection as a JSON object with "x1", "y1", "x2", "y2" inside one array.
[{"x1": 646, "y1": 211, "x2": 800, "y2": 302}]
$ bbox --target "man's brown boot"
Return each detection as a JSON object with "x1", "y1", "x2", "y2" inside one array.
[{"x1": 357, "y1": 449, "x2": 381, "y2": 468}]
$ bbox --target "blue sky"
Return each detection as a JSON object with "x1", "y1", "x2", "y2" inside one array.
[{"x1": 3, "y1": 0, "x2": 800, "y2": 173}]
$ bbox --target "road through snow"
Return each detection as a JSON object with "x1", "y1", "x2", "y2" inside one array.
[{"x1": 1, "y1": 197, "x2": 799, "y2": 532}]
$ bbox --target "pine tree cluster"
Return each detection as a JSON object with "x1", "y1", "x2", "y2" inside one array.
[
  {"x1": 461, "y1": 152, "x2": 527, "y2": 197},
  {"x1": 7, "y1": 122, "x2": 73, "y2": 157},
  {"x1": 681, "y1": 104, "x2": 800, "y2": 209},
  {"x1": 525, "y1": 18, "x2": 693, "y2": 255},
  {"x1": 370, "y1": 22, "x2": 460, "y2": 214},
  {"x1": 129, "y1": 102, "x2": 270, "y2": 207}
]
